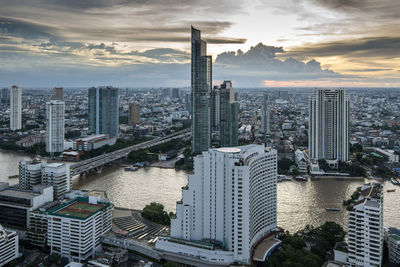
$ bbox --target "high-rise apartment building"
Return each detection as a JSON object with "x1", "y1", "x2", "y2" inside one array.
[
  {"x1": 185, "y1": 92, "x2": 191, "y2": 112},
  {"x1": 347, "y1": 183, "x2": 383, "y2": 267},
  {"x1": 41, "y1": 163, "x2": 70, "y2": 200},
  {"x1": 191, "y1": 26, "x2": 212, "y2": 154},
  {"x1": 88, "y1": 86, "x2": 119, "y2": 137},
  {"x1": 386, "y1": 228, "x2": 400, "y2": 265},
  {"x1": 19, "y1": 160, "x2": 43, "y2": 190},
  {"x1": 156, "y1": 144, "x2": 278, "y2": 265},
  {"x1": 10, "y1": 85, "x2": 22, "y2": 130},
  {"x1": 128, "y1": 102, "x2": 140, "y2": 126},
  {"x1": 0, "y1": 88, "x2": 10, "y2": 108},
  {"x1": 220, "y1": 81, "x2": 239, "y2": 147},
  {"x1": 0, "y1": 225, "x2": 19, "y2": 266},
  {"x1": 211, "y1": 86, "x2": 220, "y2": 129},
  {"x1": 261, "y1": 94, "x2": 271, "y2": 137},
  {"x1": 50, "y1": 87, "x2": 63, "y2": 101},
  {"x1": 46, "y1": 100, "x2": 65, "y2": 153},
  {"x1": 309, "y1": 89, "x2": 350, "y2": 162}
]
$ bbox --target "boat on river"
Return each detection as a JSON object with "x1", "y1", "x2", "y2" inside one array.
[
  {"x1": 391, "y1": 178, "x2": 399, "y2": 185},
  {"x1": 387, "y1": 189, "x2": 396, "y2": 193},
  {"x1": 124, "y1": 165, "x2": 139, "y2": 171}
]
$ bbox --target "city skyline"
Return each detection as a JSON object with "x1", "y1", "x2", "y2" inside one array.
[{"x1": 0, "y1": 1, "x2": 399, "y2": 87}]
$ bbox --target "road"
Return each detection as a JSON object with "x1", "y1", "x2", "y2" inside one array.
[{"x1": 70, "y1": 129, "x2": 190, "y2": 176}]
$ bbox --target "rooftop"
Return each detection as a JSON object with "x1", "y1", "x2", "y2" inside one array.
[
  {"x1": 0, "y1": 188, "x2": 39, "y2": 200},
  {"x1": 52, "y1": 200, "x2": 106, "y2": 219},
  {"x1": 216, "y1": 147, "x2": 241, "y2": 153}
]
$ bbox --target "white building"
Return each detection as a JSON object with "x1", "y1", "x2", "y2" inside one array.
[
  {"x1": 309, "y1": 89, "x2": 350, "y2": 163},
  {"x1": 347, "y1": 183, "x2": 383, "y2": 267},
  {"x1": 46, "y1": 100, "x2": 65, "y2": 153},
  {"x1": 47, "y1": 197, "x2": 113, "y2": 262},
  {"x1": 19, "y1": 159, "x2": 43, "y2": 190},
  {"x1": 156, "y1": 144, "x2": 277, "y2": 265},
  {"x1": 42, "y1": 163, "x2": 71, "y2": 200},
  {"x1": 0, "y1": 225, "x2": 19, "y2": 266},
  {"x1": 10, "y1": 85, "x2": 22, "y2": 131},
  {"x1": 72, "y1": 134, "x2": 117, "y2": 151},
  {"x1": 294, "y1": 149, "x2": 308, "y2": 173}
]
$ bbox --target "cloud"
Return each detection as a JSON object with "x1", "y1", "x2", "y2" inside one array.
[{"x1": 214, "y1": 43, "x2": 338, "y2": 86}]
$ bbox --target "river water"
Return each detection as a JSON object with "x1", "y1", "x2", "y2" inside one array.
[{"x1": 1, "y1": 150, "x2": 399, "y2": 233}]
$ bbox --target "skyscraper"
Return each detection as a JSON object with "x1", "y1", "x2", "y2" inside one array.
[
  {"x1": 261, "y1": 93, "x2": 271, "y2": 137},
  {"x1": 0, "y1": 88, "x2": 10, "y2": 108},
  {"x1": 156, "y1": 145, "x2": 278, "y2": 265},
  {"x1": 128, "y1": 102, "x2": 140, "y2": 126},
  {"x1": 309, "y1": 89, "x2": 350, "y2": 163},
  {"x1": 191, "y1": 26, "x2": 212, "y2": 154},
  {"x1": 10, "y1": 85, "x2": 22, "y2": 131},
  {"x1": 88, "y1": 86, "x2": 119, "y2": 137},
  {"x1": 211, "y1": 86, "x2": 220, "y2": 129},
  {"x1": 347, "y1": 183, "x2": 383, "y2": 266},
  {"x1": 46, "y1": 100, "x2": 65, "y2": 153},
  {"x1": 220, "y1": 81, "x2": 239, "y2": 147},
  {"x1": 50, "y1": 87, "x2": 63, "y2": 101}
]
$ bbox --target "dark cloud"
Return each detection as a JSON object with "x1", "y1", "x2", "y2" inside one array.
[
  {"x1": 286, "y1": 37, "x2": 400, "y2": 59},
  {"x1": 0, "y1": 17, "x2": 57, "y2": 40}
]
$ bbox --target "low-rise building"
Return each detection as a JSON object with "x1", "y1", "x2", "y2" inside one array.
[
  {"x1": 72, "y1": 135, "x2": 117, "y2": 151},
  {"x1": 0, "y1": 183, "x2": 53, "y2": 229},
  {"x1": 47, "y1": 196, "x2": 113, "y2": 262},
  {"x1": 0, "y1": 225, "x2": 19, "y2": 266},
  {"x1": 370, "y1": 148, "x2": 399, "y2": 162},
  {"x1": 294, "y1": 149, "x2": 308, "y2": 173},
  {"x1": 386, "y1": 227, "x2": 400, "y2": 265}
]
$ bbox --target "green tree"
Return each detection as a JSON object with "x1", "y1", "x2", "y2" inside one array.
[{"x1": 141, "y1": 202, "x2": 171, "y2": 225}]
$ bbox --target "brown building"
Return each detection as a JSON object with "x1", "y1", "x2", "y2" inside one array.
[{"x1": 128, "y1": 102, "x2": 140, "y2": 126}]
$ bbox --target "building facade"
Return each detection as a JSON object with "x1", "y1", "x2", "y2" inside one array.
[
  {"x1": 42, "y1": 163, "x2": 70, "y2": 200},
  {"x1": 220, "y1": 81, "x2": 239, "y2": 147},
  {"x1": 261, "y1": 94, "x2": 270, "y2": 137},
  {"x1": 0, "y1": 225, "x2": 19, "y2": 266},
  {"x1": 347, "y1": 183, "x2": 383, "y2": 267},
  {"x1": 47, "y1": 197, "x2": 113, "y2": 262},
  {"x1": 46, "y1": 100, "x2": 65, "y2": 153},
  {"x1": 88, "y1": 86, "x2": 119, "y2": 137},
  {"x1": 211, "y1": 86, "x2": 220, "y2": 129},
  {"x1": 309, "y1": 89, "x2": 350, "y2": 162},
  {"x1": 128, "y1": 102, "x2": 140, "y2": 126},
  {"x1": 72, "y1": 134, "x2": 116, "y2": 151},
  {"x1": 10, "y1": 85, "x2": 22, "y2": 131},
  {"x1": 51, "y1": 87, "x2": 63, "y2": 101},
  {"x1": 191, "y1": 27, "x2": 212, "y2": 154},
  {"x1": 19, "y1": 160, "x2": 43, "y2": 190},
  {"x1": 386, "y1": 228, "x2": 400, "y2": 265},
  {"x1": 156, "y1": 145, "x2": 277, "y2": 265}
]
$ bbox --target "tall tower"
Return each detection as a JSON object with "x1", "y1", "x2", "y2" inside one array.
[
  {"x1": 128, "y1": 102, "x2": 140, "y2": 126},
  {"x1": 156, "y1": 145, "x2": 278, "y2": 265},
  {"x1": 309, "y1": 89, "x2": 350, "y2": 162},
  {"x1": 347, "y1": 183, "x2": 383, "y2": 266},
  {"x1": 46, "y1": 100, "x2": 65, "y2": 153},
  {"x1": 10, "y1": 85, "x2": 22, "y2": 131},
  {"x1": 220, "y1": 81, "x2": 239, "y2": 147},
  {"x1": 88, "y1": 86, "x2": 119, "y2": 137},
  {"x1": 191, "y1": 26, "x2": 212, "y2": 154},
  {"x1": 261, "y1": 94, "x2": 270, "y2": 137}
]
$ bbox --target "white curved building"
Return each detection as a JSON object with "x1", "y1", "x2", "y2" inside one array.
[{"x1": 156, "y1": 144, "x2": 277, "y2": 265}]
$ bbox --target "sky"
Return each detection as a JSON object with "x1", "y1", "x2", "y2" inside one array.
[{"x1": 0, "y1": 0, "x2": 399, "y2": 88}]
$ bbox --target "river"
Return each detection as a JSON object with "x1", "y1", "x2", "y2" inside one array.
[{"x1": 1, "y1": 150, "x2": 399, "y2": 233}]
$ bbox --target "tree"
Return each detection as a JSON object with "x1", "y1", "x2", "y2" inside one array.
[
  {"x1": 278, "y1": 158, "x2": 295, "y2": 171},
  {"x1": 141, "y1": 202, "x2": 171, "y2": 225},
  {"x1": 49, "y1": 253, "x2": 61, "y2": 263}
]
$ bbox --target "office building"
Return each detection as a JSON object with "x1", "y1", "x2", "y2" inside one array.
[
  {"x1": 0, "y1": 225, "x2": 19, "y2": 266},
  {"x1": 128, "y1": 102, "x2": 140, "y2": 126},
  {"x1": 88, "y1": 86, "x2": 119, "y2": 137},
  {"x1": 19, "y1": 160, "x2": 43, "y2": 190},
  {"x1": 211, "y1": 86, "x2": 220, "y2": 129},
  {"x1": 309, "y1": 89, "x2": 350, "y2": 163},
  {"x1": 51, "y1": 87, "x2": 63, "y2": 101},
  {"x1": 42, "y1": 163, "x2": 70, "y2": 200},
  {"x1": 185, "y1": 92, "x2": 191, "y2": 112},
  {"x1": 191, "y1": 26, "x2": 212, "y2": 154},
  {"x1": 172, "y1": 88, "x2": 180, "y2": 99},
  {"x1": 156, "y1": 145, "x2": 278, "y2": 265},
  {"x1": 46, "y1": 100, "x2": 65, "y2": 153},
  {"x1": 347, "y1": 183, "x2": 383, "y2": 267},
  {"x1": 0, "y1": 182, "x2": 53, "y2": 229},
  {"x1": 10, "y1": 85, "x2": 22, "y2": 130},
  {"x1": 220, "y1": 81, "x2": 239, "y2": 147},
  {"x1": 0, "y1": 88, "x2": 10, "y2": 108},
  {"x1": 261, "y1": 94, "x2": 270, "y2": 137},
  {"x1": 73, "y1": 134, "x2": 116, "y2": 151},
  {"x1": 47, "y1": 196, "x2": 113, "y2": 262}
]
